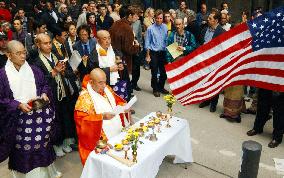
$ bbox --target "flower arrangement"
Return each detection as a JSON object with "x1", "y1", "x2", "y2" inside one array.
[
  {"x1": 163, "y1": 94, "x2": 176, "y2": 112},
  {"x1": 126, "y1": 129, "x2": 144, "y2": 163}
]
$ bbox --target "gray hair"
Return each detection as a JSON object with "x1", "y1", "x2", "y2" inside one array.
[
  {"x1": 174, "y1": 18, "x2": 184, "y2": 24},
  {"x1": 7, "y1": 40, "x2": 24, "y2": 53},
  {"x1": 186, "y1": 9, "x2": 196, "y2": 22},
  {"x1": 58, "y1": 3, "x2": 67, "y2": 13},
  {"x1": 35, "y1": 33, "x2": 50, "y2": 44}
]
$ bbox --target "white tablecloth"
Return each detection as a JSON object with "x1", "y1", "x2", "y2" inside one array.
[{"x1": 81, "y1": 112, "x2": 193, "y2": 178}]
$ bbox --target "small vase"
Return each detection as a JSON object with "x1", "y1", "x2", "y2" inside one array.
[
  {"x1": 166, "y1": 107, "x2": 172, "y2": 128},
  {"x1": 167, "y1": 107, "x2": 173, "y2": 113},
  {"x1": 132, "y1": 150, "x2": 137, "y2": 163}
]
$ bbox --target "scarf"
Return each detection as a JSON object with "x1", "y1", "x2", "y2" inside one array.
[
  {"x1": 5, "y1": 60, "x2": 37, "y2": 103},
  {"x1": 38, "y1": 52, "x2": 66, "y2": 101},
  {"x1": 87, "y1": 83, "x2": 122, "y2": 138},
  {"x1": 96, "y1": 44, "x2": 119, "y2": 85}
]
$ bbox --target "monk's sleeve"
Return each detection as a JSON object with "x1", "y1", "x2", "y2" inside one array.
[
  {"x1": 0, "y1": 71, "x2": 19, "y2": 162},
  {"x1": 0, "y1": 74, "x2": 20, "y2": 113},
  {"x1": 74, "y1": 110, "x2": 103, "y2": 150}
]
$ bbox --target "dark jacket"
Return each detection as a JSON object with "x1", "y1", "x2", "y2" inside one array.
[
  {"x1": 0, "y1": 54, "x2": 7, "y2": 69},
  {"x1": 73, "y1": 38, "x2": 97, "y2": 81},
  {"x1": 51, "y1": 40, "x2": 80, "y2": 96},
  {"x1": 200, "y1": 24, "x2": 225, "y2": 45},
  {"x1": 185, "y1": 20, "x2": 202, "y2": 45},
  {"x1": 68, "y1": 4, "x2": 80, "y2": 21},
  {"x1": 96, "y1": 14, "x2": 114, "y2": 31},
  {"x1": 109, "y1": 18, "x2": 140, "y2": 72},
  {"x1": 40, "y1": 10, "x2": 59, "y2": 34}
]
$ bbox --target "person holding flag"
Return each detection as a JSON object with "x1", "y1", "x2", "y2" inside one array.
[{"x1": 165, "y1": 6, "x2": 284, "y2": 147}]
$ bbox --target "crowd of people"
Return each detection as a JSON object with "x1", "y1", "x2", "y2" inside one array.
[{"x1": 0, "y1": 0, "x2": 283, "y2": 177}]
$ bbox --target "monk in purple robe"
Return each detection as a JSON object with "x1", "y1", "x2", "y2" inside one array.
[{"x1": 0, "y1": 41, "x2": 62, "y2": 177}]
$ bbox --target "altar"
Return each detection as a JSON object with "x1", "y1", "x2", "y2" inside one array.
[{"x1": 80, "y1": 112, "x2": 193, "y2": 178}]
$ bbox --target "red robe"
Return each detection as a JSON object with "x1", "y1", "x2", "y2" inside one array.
[{"x1": 74, "y1": 76, "x2": 127, "y2": 165}]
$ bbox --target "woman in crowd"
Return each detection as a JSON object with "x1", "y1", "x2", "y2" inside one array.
[
  {"x1": 109, "y1": 3, "x2": 121, "y2": 22},
  {"x1": 143, "y1": 7, "x2": 155, "y2": 30},
  {"x1": 86, "y1": 12, "x2": 97, "y2": 38},
  {"x1": 66, "y1": 21, "x2": 77, "y2": 52},
  {"x1": 169, "y1": 9, "x2": 176, "y2": 22}
]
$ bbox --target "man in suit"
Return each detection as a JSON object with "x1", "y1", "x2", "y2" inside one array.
[
  {"x1": 73, "y1": 25, "x2": 97, "y2": 81},
  {"x1": 198, "y1": 10, "x2": 225, "y2": 112},
  {"x1": 40, "y1": 1, "x2": 59, "y2": 34},
  {"x1": 96, "y1": 3, "x2": 114, "y2": 31},
  {"x1": 51, "y1": 27, "x2": 80, "y2": 151}
]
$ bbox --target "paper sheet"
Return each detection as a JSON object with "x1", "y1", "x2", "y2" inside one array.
[
  {"x1": 113, "y1": 96, "x2": 137, "y2": 115},
  {"x1": 166, "y1": 42, "x2": 183, "y2": 59},
  {"x1": 273, "y1": 158, "x2": 284, "y2": 173},
  {"x1": 69, "y1": 50, "x2": 82, "y2": 71}
]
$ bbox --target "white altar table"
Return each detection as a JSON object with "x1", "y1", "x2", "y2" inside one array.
[{"x1": 81, "y1": 112, "x2": 193, "y2": 178}]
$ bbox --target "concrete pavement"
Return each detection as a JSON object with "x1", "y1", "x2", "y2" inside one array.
[{"x1": 1, "y1": 67, "x2": 283, "y2": 178}]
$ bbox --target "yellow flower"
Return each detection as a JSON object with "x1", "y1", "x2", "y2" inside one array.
[
  {"x1": 114, "y1": 143, "x2": 123, "y2": 150},
  {"x1": 134, "y1": 132, "x2": 139, "y2": 138},
  {"x1": 142, "y1": 126, "x2": 148, "y2": 132},
  {"x1": 127, "y1": 128, "x2": 133, "y2": 133}
]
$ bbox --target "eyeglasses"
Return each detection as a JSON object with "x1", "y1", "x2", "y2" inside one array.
[{"x1": 11, "y1": 50, "x2": 27, "y2": 56}]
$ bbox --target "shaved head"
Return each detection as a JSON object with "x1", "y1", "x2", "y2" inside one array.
[
  {"x1": 6, "y1": 40, "x2": 26, "y2": 69},
  {"x1": 35, "y1": 33, "x2": 50, "y2": 43},
  {"x1": 90, "y1": 68, "x2": 106, "y2": 81},
  {"x1": 96, "y1": 30, "x2": 111, "y2": 49},
  {"x1": 89, "y1": 68, "x2": 107, "y2": 93},
  {"x1": 96, "y1": 30, "x2": 109, "y2": 39},
  {"x1": 7, "y1": 40, "x2": 24, "y2": 53},
  {"x1": 36, "y1": 33, "x2": 52, "y2": 54}
]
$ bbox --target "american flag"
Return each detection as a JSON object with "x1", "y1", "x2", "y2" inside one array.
[{"x1": 165, "y1": 6, "x2": 284, "y2": 106}]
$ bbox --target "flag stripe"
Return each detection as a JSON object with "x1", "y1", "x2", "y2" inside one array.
[
  {"x1": 182, "y1": 79, "x2": 284, "y2": 105},
  {"x1": 181, "y1": 64, "x2": 284, "y2": 104},
  {"x1": 165, "y1": 23, "x2": 250, "y2": 74},
  {"x1": 176, "y1": 47, "x2": 284, "y2": 101},
  {"x1": 168, "y1": 38, "x2": 252, "y2": 84},
  {"x1": 182, "y1": 73, "x2": 284, "y2": 105},
  {"x1": 165, "y1": 7, "x2": 284, "y2": 106},
  {"x1": 173, "y1": 46, "x2": 253, "y2": 99},
  {"x1": 180, "y1": 55, "x2": 284, "y2": 103}
]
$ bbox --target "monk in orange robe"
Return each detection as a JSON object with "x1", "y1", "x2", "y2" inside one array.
[{"x1": 74, "y1": 68, "x2": 132, "y2": 165}]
